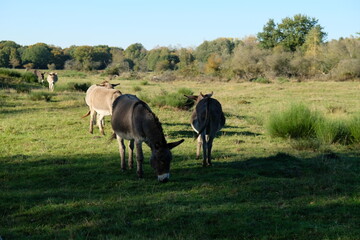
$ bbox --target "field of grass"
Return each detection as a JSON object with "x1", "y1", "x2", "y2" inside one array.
[{"x1": 1, "y1": 72, "x2": 360, "y2": 239}]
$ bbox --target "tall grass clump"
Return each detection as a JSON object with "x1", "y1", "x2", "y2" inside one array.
[
  {"x1": 267, "y1": 103, "x2": 320, "y2": 139},
  {"x1": 29, "y1": 91, "x2": 55, "y2": 102},
  {"x1": 21, "y1": 72, "x2": 38, "y2": 83},
  {"x1": 348, "y1": 114, "x2": 360, "y2": 144},
  {"x1": 315, "y1": 118, "x2": 352, "y2": 145},
  {"x1": 67, "y1": 82, "x2": 91, "y2": 92},
  {"x1": 148, "y1": 88, "x2": 194, "y2": 109}
]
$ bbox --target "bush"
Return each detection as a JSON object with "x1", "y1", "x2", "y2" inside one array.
[
  {"x1": 15, "y1": 85, "x2": 31, "y2": 93},
  {"x1": 0, "y1": 68, "x2": 21, "y2": 78},
  {"x1": 132, "y1": 85, "x2": 142, "y2": 92},
  {"x1": 21, "y1": 72, "x2": 38, "y2": 83},
  {"x1": 331, "y1": 59, "x2": 360, "y2": 81},
  {"x1": 67, "y1": 82, "x2": 91, "y2": 92},
  {"x1": 250, "y1": 77, "x2": 271, "y2": 84},
  {"x1": 140, "y1": 80, "x2": 149, "y2": 86},
  {"x1": 61, "y1": 71, "x2": 87, "y2": 78},
  {"x1": 29, "y1": 91, "x2": 55, "y2": 102},
  {"x1": 148, "y1": 88, "x2": 194, "y2": 109},
  {"x1": 267, "y1": 103, "x2": 320, "y2": 139}
]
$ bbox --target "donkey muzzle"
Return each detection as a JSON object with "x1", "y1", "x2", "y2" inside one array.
[{"x1": 158, "y1": 173, "x2": 170, "y2": 183}]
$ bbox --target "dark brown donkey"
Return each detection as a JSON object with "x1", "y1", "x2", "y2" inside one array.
[
  {"x1": 185, "y1": 92, "x2": 225, "y2": 166},
  {"x1": 111, "y1": 94, "x2": 184, "y2": 183}
]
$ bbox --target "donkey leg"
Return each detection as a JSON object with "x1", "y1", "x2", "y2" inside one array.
[
  {"x1": 98, "y1": 114, "x2": 105, "y2": 135},
  {"x1": 89, "y1": 110, "x2": 96, "y2": 134},
  {"x1": 135, "y1": 141, "x2": 144, "y2": 178},
  {"x1": 201, "y1": 134, "x2": 208, "y2": 167},
  {"x1": 128, "y1": 140, "x2": 134, "y2": 169},
  {"x1": 116, "y1": 135, "x2": 126, "y2": 171},
  {"x1": 196, "y1": 135, "x2": 202, "y2": 159},
  {"x1": 207, "y1": 136, "x2": 214, "y2": 166}
]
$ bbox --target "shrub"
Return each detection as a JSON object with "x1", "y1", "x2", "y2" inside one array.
[
  {"x1": 15, "y1": 85, "x2": 31, "y2": 93},
  {"x1": 132, "y1": 85, "x2": 142, "y2": 92},
  {"x1": 250, "y1": 77, "x2": 271, "y2": 84},
  {"x1": 140, "y1": 80, "x2": 149, "y2": 86},
  {"x1": 277, "y1": 77, "x2": 290, "y2": 83},
  {"x1": 150, "y1": 88, "x2": 194, "y2": 109},
  {"x1": 21, "y1": 72, "x2": 38, "y2": 83},
  {"x1": 331, "y1": 59, "x2": 360, "y2": 81},
  {"x1": 29, "y1": 91, "x2": 55, "y2": 102},
  {"x1": 267, "y1": 103, "x2": 320, "y2": 139},
  {"x1": 67, "y1": 82, "x2": 91, "y2": 92},
  {"x1": 315, "y1": 118, "x2": 352, "y2": 145},
  {"x1": 0, "y1": 68, "x2": 21, "y2": 78},
  {"x1": 61, "y1": 71, "x2": 87, "y2": 78}
]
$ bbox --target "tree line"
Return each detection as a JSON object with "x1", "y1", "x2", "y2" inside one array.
[{"x1": 1, "y1": 14, "x2": 359, "y2": 81}]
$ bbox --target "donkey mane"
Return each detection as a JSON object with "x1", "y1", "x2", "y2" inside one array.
[{"x1": 133, "y1": 100, "x2": 167, "y2": 144}]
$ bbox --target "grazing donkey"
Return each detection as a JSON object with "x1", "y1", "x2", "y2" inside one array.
[
  {"x1": 82, "y1": 81, "x2": 121, "y2": 135},
  {"x1": 47, "y1": 72, "x2": 58, "y2": 91},
  {"x1": 33, "y1": 70, "x2": 45, "y2": 83},
  {"x1": 185, "y1": 92, "x2": 225, "y2": 166},
  {"x1": 111, "y1": 94, "x2": 184, "y2": 182}
]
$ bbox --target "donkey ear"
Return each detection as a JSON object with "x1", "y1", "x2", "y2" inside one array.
[
  {"x1": 112, "y1": 83, "x2": 120, "y2": 88},
  {"x1": 184, "y1": 95, "x2": 197, "y2": 100},
  {"x1": 167, "y1": 139, "x2": 184, "y2": 149}
]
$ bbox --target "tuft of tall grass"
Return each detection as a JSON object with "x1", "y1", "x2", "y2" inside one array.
[
  {"x1": 29, "y1": 91, "x2": 55, "y2": 102},
  {"x1": 146, "y1": 88, "x2": 194, "y2": 109},
  {"x1": 66, "y1": 82, "x2": 91, "y2": 92},
  {"x1": 21, "y1": 72, "x2": 38, "y2": 83},
  {"x1": 132, "y1": 85, "x2": 142, "y2": 92},
  {"x1": 267, "y1": 103, "x2": 320, "y2": 139},
  {"x1": 315, "y1": 118, "x2": 352, "y2": 145},
  {"x1": 348, "y1": 114, "x2": 360, "y2": 144}
]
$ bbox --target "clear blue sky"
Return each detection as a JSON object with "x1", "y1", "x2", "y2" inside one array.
[{"x1": 1, "y1": 0, "x2": 359, "y2": 50}]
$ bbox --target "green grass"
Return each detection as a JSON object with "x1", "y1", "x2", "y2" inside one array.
[
  {"x1": 1, "y1": 74, "x2": 360, "y2": 239},
  {"x1": 267, "y1": 103, "x2": 320, "y2": 139}
]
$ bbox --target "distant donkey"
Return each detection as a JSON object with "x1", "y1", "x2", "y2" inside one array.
[
  {"x1": 82, "y1": 81, "x2": 121, "y2": 135},
  {"x1": 185, "y1": 92, "x2": 225, "y2": 166},
  {"x1": 33, "y1": 70, "x2": 45, "y2": 83},
  {"x1": 111, "y1": 94, "x2": 184, "y2": 182},
  {"x1": 47, "y1": 72, "x2": 58, "y2": 91}
]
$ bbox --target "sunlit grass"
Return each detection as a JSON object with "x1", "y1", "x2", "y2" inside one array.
[{"x1": 1, "y1": 74, "x2": 360, "y2": 239}]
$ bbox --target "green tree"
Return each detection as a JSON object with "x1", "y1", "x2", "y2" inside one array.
[
  {"x1": 9, "y1": 48, "x2": 21, "y2": 68},
  {"x1": 231, "y1": 36, "x2": 269, "y2": 79},
  {"x1": 194, "y1": 38, "x2": 239, "y2": 63},
  {"x1": 92, "y1": 45, "x2": 112, "y2": 69},
  {"x1": 0, "y1": 41, "x2": 21, "y2": 68},
  {"x1": 49, "y1": 46, "x2": 70, "y2": 69},
  {"x1": 257, "y1": 19, "x2": 280, "y2": 49},
  {"x1": 177, "y1": 48, "x2": 194, "y2": 70},
  {"x1": 258, "y1": 14, "x2": 326, "y2": 52},
  {"x1": 124, "y1": 43, "x2": 147, "y2": 71},
  {"x1": 21, "y1": 43, "x2": 52, "y2": 69}
]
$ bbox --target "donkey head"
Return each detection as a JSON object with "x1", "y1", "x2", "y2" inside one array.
[
  {"x1": 97, "y1": 81, "x2": 120, "y2": 89},
  {"x1": 185, "y1": 92, "x2": 213, "y2": 103},
  {"x1": 150, "y1": 139, "x2": 184, "y2": 183}
]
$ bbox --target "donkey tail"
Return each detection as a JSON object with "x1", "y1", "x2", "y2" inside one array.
[
  {"x1": 194, "y1": 99, "x2": 210, "y2": 139},
  {"x1": 108, "y1": 132, "x2": 117, "y2": 144},
  {"x1": 81, "y1": 111, "x2": 90, "y2": 118}
]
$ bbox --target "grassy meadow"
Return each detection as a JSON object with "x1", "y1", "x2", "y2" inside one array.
[{"x1": 1, "y1": 72, "x2": 360, "y2": 239}]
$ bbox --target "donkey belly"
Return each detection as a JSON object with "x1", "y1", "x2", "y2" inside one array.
[
  {"x1": 111, "y1": 94, "x2": 145, "y2": 141},
  {"x1": 95, "y1": 109, "x2": 111, "y2": 116}
]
